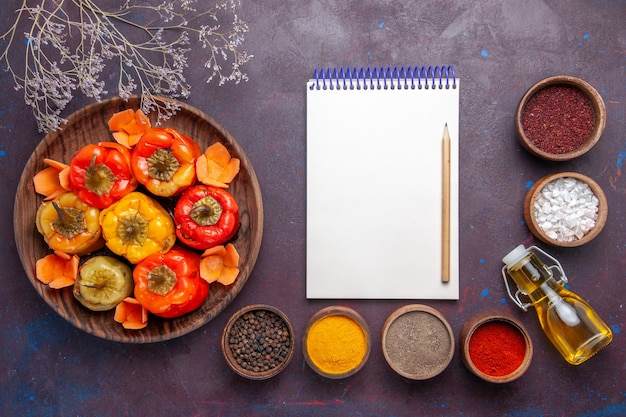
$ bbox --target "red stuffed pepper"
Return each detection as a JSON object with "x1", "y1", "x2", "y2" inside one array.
[
  {"x1": 174, "y1": 185, "x2": 240, "y2": 250},
  {"x1": 133, "y1": 247, "x2": 209, "y2": 318},
  {"x1": 130, "y1": 127, "x2": 201, "y2": 197},
  {"x1": 68, "y1": 142, "x2": 137, "y2": 208}
]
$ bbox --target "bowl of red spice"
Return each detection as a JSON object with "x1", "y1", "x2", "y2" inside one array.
[
  {"x1": 222, "y1": 304, "x2": 295, "y2": 380},
  {"x1": 516, "y1": 75, "x2": 606, "y2": 161},
  {"x1": 460, "y1": 311, "x2": 533, "y2": 384},
  {"x1": 524, "y1": 171, "x2": 608, "y2": 247}
]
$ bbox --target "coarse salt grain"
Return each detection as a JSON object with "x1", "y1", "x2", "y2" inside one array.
[{"x1": 533, "y1": 177, "x2": 599, "y2": 242}]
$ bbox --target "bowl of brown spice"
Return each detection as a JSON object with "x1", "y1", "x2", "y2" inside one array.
[
  {"x1": 222, "y1": 304, "x2": 295, "y2": 380},
  {"x1": 516, "y1": 75, "x2": 606, "y2": 161},
  {"x1": 381, "y1": 304, "x2": 455, "y2": 380}
]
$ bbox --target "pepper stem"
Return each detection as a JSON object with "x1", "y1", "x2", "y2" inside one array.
[
  {"x1": 51, "y1": 201, "x2": 87, "y2": 239},
  {"x1": 189, "y1": 196, "x2": 223, "y2": 226},
  {"x1": 147, "y1": 148, "x2": 180, "y2": 181},
  {"x1": 147, "y1": 264, "x2": 178, "y2": 295},
  {"x1": 84, "y1": 154, "x2": 118, "y2": 196}
]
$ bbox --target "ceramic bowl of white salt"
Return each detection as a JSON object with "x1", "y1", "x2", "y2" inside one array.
[{"x1": 524, "y1": 172, "x2": 608, "y2": 247}]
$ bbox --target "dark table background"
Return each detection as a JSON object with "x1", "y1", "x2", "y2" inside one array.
[{"x1": 1, "y1": 1, "x2": 624, "y2": 416}]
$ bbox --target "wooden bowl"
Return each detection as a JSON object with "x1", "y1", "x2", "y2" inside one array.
[
  {"x1": 381, "y1": 304, "x2": 454, "y2": 380},
  {"x1": 222, "y1": 304, "x2": 295, "y2": 380},
  {"x1": 303, "y1": 306, "x2": 371, "y2": 379},
  {"x1": 13, "y1": 96, "x2": 264, "y2": 343},
  {"x1": 524, "y1": 172, "x2": 607, "y2": 247},
  {"x1": 515, "y1": 75, "x2": 606, "y2": 161},
  {"x1": 459, "y1": 310, "x2": 533, "y2": 383}
]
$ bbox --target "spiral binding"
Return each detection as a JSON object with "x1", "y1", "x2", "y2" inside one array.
[{"x1": 309, "y1": 66, "x2": 457, "y2": 91}]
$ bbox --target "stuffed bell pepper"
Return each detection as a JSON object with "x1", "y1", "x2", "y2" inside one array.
[
  {"x1": 173, "y1": 185, "x2": 239, "y2": 250},
  {"x1": 99, "y1": 191, "x2": 176, "y2": 264},
  {"x1": 131, "y1": 128, "x2": 201, "y2": 197},
  {"x1": 133, "y1": 246, "x2": 209, "y2": 318},
  {"x1": 68, "y1": 142, "x2": 137, "y2": 209}
]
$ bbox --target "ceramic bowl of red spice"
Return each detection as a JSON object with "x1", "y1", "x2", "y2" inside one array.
[
  {"x1": 460, "y1": 310, "x2": 533, "y2": 383},
  {"x1": 515, "y1": 75, "x2": 606, "y2": 161}
]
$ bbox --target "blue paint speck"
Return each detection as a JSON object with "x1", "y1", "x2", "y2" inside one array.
[
  {"x1": 583, "y1": 33, "x2": 590, "y2": 40},
  {"x1": 0, "y1": 150, "x2": 5, "y2": 157},
  {"x1": 600, "y1": 49, "x2": 605, "y2": 54},
  {"x1": 367, "y1": 51, "x2": 371, "y2": 57},
  {"x1": 601, "y1": 89, "x2": 607, "y2": 94},
  {"x1": 525, "y1": 181, "x2": 534, "y2": 190},
  {"x1": 481, "y1": 289, "x2": 489, "y2": 297},
  {"x1": 481, "y1": 49, "x2": 489, "y2": 57},
  {"x1": 610, "y1": 324, "x2": 620, "y2": 334},
  {"x1": 483, "y1": 129, "x2": 488, "y2": 134},
  {"x1": 29, "y1": 396, "x2": 34, "y2": 401},
  {"x1": 378, "y1": 22, "x2": 385, "y2": 29},
  {"x1": 617, "y1": 152, "x2": 626, "y2": 168},
  {"x1": 500, "y1": 297, "x2": 507, "y2": 304}
]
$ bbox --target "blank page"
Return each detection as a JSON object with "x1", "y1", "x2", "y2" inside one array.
[{"x1": 306, "y1": 68, "x2": 459, "y2": 299}]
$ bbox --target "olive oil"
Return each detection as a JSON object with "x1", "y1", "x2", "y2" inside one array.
[{"x1": 502, "y1": 245, "x2": 612, "y2": 365}]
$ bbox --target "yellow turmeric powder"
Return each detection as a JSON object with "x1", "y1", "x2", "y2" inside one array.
[{"x1": 306, "y1": 314, "x2": 368, "y2": 375}]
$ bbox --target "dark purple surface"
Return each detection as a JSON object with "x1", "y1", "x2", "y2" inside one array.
[{"x1": 1, "y1": 1, "x2": 624, "y2": 416}]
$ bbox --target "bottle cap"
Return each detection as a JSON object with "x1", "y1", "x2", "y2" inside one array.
[{"x1": 502, "y1": 244, "x2": 529, "y2": 268}]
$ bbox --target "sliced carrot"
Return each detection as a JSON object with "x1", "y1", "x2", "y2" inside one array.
[
  {"x1": 34, "y1": 157, "x2": 71, "y2": 200},
  {"x1": 107, "y1": 109, "x2": 135, "y2": 132},
  {"x1": 201, "y1": 245, "x2": 227, "y2": 258},
  {"x1": 134, "y1": 109, "x2": 150, "y2": 132},
  {"x1": 114, "y1": 297, "x2": 148, "y2": 329},
  {"x1": 195, "y1": 143, "x2": 240, "y2": 188},
  {"x1": 108, "y1": 109, "x2": 151, "y2": 147},
  {"x1": 49, "y1": 276, "x2": 76, "y2": 289},
  {"x1": 53, "y1": 250, "x2": 71, "y2": 260},
  {"x1": 199, "y1": 243, "x2": 240, "y2": 285},
  {"x1": 127, "y1": 133, "x2": 144, "y2": 147},
  {"x1": 43, "y1": 158, "x2": 68, "y2": 171},
  {"x1": 112, "y1": 132, "x2": 131, "y2": 148},
  {"x1": 217, "y1": 267, "x2": 239, "y2": 286},
  {"x1": 33, "y1": 167, "x2": 65, "y2": 200},
  {"x1": 204, "y1": 142, "x2": 231, "y2": 166},
  {"x1": 224, "y1": 243, "x2": 240, "y2": 267},
  {"x1": 220, "y1": 158, "x2": 240, "y2": 184},
  {"x1": 199, "y1": 255, "x2": 223, "y2": 283},
  {"x1": 36, "y1": 254, "x2": 59, "y2": 284},
  {"x1": 35, "y1": 253, "x2": 79, "y2": 288},
  {"x1": 58, "y1": 166, "x2": 71, "y2": 190},
  {"x1": 64, "y1": 254, "x2": 80, "y2": 281}
]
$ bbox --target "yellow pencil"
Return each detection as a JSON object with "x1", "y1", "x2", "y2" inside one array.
[{"x1": 442, "y1": 123, "x2": 451, "y2": 283}]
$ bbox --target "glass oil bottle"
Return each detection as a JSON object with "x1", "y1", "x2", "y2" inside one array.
[{"x1": 502, "y1": 244, "x2": 612, "y2": 365}]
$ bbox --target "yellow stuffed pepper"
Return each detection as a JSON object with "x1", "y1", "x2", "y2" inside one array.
[
  {"x1": 99, "y1": 192, "x2": 176, "y2": 264},
  {"x1": 36, "y1": 192, "x2": 104, "y2": 255}
]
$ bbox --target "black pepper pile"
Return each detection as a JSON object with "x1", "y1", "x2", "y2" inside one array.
[{"x1": 228, "y1": 310, "x2": 291, "y2": 373}]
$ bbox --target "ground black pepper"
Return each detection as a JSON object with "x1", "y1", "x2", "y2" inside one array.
[
  {"x1": 228, "y1": 310, "x2": 291, "y2": 373},
  {"x1": 521, "y1": 85, "x2": 595, "y2": 154}
]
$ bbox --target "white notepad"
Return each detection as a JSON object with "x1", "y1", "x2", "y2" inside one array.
[{"x1": 306, "y1": 66, "x2": 459, "y2": 299}]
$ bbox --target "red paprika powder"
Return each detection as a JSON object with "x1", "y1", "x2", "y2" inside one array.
[
  {"x1": 468, "y1": 321, "x2": 526, "y2": 377},
  {"x1": 521, "y1": 85, "x2": 595, "y2": 154}
]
